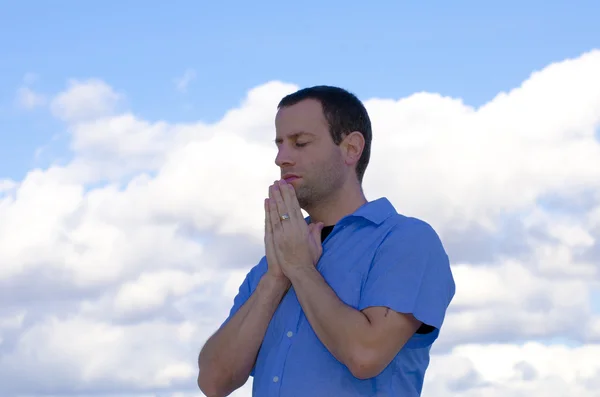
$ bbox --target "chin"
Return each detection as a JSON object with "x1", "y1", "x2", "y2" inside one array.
[{"x1": 296, "y1": 196, "x2": 309, "y2": 210}]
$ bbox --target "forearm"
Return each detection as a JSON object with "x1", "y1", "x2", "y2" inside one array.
[
  {"x1": 198, "y1": 275, "x2": 289, "y2": 397},
  {"x1": 287, "y1": 266, "x2": 371, "y2": 371}
]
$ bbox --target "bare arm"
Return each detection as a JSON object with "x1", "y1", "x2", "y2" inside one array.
[
  {"x1": 197, "y1": 274, "x2": 289, "y2": 397},
  {"x1": 287, "y1": 266, "x2": 421, "y2": 380}
]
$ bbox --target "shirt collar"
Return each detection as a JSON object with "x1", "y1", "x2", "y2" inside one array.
[{"x1": 348, "y1": 197, "x2": 397, "y2": 225}]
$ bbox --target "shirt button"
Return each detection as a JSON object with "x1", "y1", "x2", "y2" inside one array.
[
  {"x1": 273, "y1": 376, "x2": 279, "y2": 383},
  {"x1": 286, "y1": 331, "x2": 293, "y2": 338}
]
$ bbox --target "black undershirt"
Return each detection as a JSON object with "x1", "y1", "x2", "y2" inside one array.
[{"x1": 320, "y1": 225, "x2": 434, "y2": 335}]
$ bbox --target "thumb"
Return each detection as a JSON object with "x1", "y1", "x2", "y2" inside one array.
[
  {"x1": 310, "y1": 222, "x2": 324, "y2": 241},
  {"x1": 308, "y1": 222, "x2": 323, "y2": 241}
]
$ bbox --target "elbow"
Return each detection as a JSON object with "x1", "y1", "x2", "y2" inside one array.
[
  {"x1": 197, "y1": 371, "x2": 222, "y2": 397},
  {"x1": 346, "y1": 348, "x2": 386, "y2": 380},
  {"x1": 197, "y1": 367, "x2": 243, "y2": 397},
  {"x1": 197, "y1": 356, "x2": 219, "y2": 397},
  {"x1": 348, "y1": 362, "x2": 383, "y2": 381}
]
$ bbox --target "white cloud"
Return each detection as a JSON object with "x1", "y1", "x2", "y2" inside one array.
[
  {"x1": 0, "y1": 179, "x2": 16, "y2": 193},
  {"x1": 15, "y1": 86, "x2": 46, "y2": 109},
  {"x1": 442, "y1": 260, "x2": 596, "y2": 348},
  {"x1": 1, "y1": 49, "x2": 600, "y2": 396},
  {"x1": 0, "y1": 316, "x2": 199, "y2": 392},
  {"x1": 174, "y1": 68, "x2": 196, "y2": 93},
  {"x1": 50, "y1": 79, "x2": 122, "y2": 122},
  {"x1": 14, "y1": 73, "x2": 45, "y2": 109},
  {"x1": 363, "y1": 51, "x2": 600, "y2": 235},
  {"x1": 424, "y1": 343, "x2": 600, "y2": 396}
]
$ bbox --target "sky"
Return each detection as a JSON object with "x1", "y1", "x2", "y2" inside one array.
[{"x1": 0, "y1": 1, "x2": 599, "y2": 396}]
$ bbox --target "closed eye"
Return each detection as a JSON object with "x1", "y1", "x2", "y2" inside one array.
[{"x1": 296, "y1": 142, "x2": 309, "y2": 147}]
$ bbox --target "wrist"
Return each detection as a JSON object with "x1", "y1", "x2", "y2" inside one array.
[
  {"x1": 286, "y1": 264, "x2": 318, "y2": 285},
  {"x1": 259, "y1": 273, "x2": 291, "y2": 294}
]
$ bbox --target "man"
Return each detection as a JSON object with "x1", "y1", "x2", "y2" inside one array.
[{"x1": 197, "y1": 86, "x2": 455, "y2": 397}]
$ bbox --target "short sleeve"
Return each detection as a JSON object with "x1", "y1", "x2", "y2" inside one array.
[
  {"x1": 220, "y1": 273, "x2": 253, "y2": 328},
  {"x1": 358, "y1": 221, "x2": 455, "y2": 347},
  {"x1": 218, "y1": 259, "x2": 267, "y2": 377}
]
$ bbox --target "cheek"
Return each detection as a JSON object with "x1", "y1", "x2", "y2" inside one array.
[
  {"x1": 302, "y1": 148, "x2": 343, "y2": 176},
  {"x1": 315, "y1": 157, "x2": 343, "y2": 179}
]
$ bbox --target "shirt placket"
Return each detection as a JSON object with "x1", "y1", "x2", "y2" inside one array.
[{"x1": 267, "y1": 289, "x2": 303, "y2": 396}]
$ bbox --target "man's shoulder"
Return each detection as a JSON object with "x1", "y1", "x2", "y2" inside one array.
[
  {"x1": 376, "y1": 212, "x2": 446, "y2": 256},
  {"x1": 384, "y1": 212, "x2": 440, "y2": 237},
  {"x1": 366, "y1": 197, "x2": 439, "y2": 235}
]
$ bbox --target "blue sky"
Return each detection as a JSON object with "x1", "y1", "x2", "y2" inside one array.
[{"x1": 1, "y1": 0, "x2": 599, "y2": 180}]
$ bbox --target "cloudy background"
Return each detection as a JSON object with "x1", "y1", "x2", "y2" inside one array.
[{"x1": 1, "y1": 2, "x2": 600, "y2": 397}]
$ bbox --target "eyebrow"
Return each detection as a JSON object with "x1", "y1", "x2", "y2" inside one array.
[{"x1": 274, "y1": 131, "x2": 315, "y2": 144}]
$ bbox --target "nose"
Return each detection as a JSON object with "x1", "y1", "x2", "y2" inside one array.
[{"x1": 275, "y1": 145, "x2": 295, "y2": 168}]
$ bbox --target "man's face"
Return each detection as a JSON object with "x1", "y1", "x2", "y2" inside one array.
[{"x1": 274, "y1": 99, "x2": 346, "y2": 209}]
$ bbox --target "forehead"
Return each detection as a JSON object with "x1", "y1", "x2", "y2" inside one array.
[{"x1": 275, "y1": 98, "x2": 329, "y2": 138}]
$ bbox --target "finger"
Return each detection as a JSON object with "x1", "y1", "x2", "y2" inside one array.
[
  {"x1": 312, "y1": 222, "x2": 324, "y2": 241},
  {"x1": 268, "y1": 197, "x2": 283, "y2": 235},
  {"x1": 265, "y1": 198, "x2": 271, "y2": 240},
  {"x1": 308, "y1": 222, "x2": 322, "y2": 240},
  {"x1": 270, "y1": 182, "x2": 289, "y2": 227},
  {"x1": 265, "y1": 198, "x2": 276, "y2": 255},
  {"x1": 279, "y1": 180, "x2": 304, "y2": 223},
  {"x1": 307, "y1": 222, "x2": 315, "y2": 239}
]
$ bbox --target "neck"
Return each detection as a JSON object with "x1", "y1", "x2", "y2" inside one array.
[{"x1": 305, "y1": 178, "x2": 367, "y2": 226}]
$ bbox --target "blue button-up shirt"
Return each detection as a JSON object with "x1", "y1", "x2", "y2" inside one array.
[{"x1": 221, "y1": 198, "x2": 455, "y2": 396}]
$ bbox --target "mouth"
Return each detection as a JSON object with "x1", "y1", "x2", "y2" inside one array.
[{"x1": 282, "y1": 174, "x2": 300, "y2": 183}]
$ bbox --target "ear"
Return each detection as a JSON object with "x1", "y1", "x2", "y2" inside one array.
[{"x1": 341, "y1": 131, "x2": 365, "y2": 167}]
